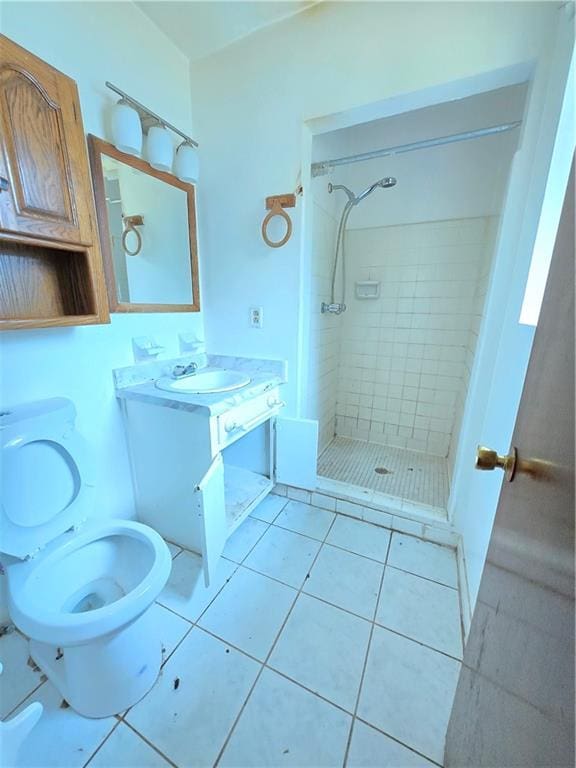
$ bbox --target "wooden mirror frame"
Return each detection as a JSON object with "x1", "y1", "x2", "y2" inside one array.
[{"x1": 87, "y1": 134, "x2": 200, "y2": 313}]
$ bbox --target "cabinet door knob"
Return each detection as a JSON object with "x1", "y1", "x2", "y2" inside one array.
[{"x1": 0, "y1": 177, "x2": 9, "y2": 192}]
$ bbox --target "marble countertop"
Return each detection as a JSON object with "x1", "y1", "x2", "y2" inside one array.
[{"x1": 114, "y1": 354, "x2": 286, "y2": 417}]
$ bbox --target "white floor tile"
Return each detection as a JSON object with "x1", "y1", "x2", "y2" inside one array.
[
  {"x1": 274, "y1": 500, "x2": 335, "y2": 541},
  {"x1": 244, "y1": 526, "x2": 321, "y2": 588},
  {"x1": 126, "y1": 628, "x2": 259, "y2": 767},
  {"x1": 87, "y1": 723, "x2": 171, "y2": 767},
  {"x1": 376, "y1": 568, "x2": 463, "y2": 658},
  {"x1": 223, "y1": 517, "x2": 269, "y2": 563},
  {"x1": 327, "y1": 516, "x2": 391, "y2": 563},
  {"x1": 388, "y1": 533, "x2": 458, "y2": 588},
  {"x1": 199, "y1": 566, "x2": 296, "y2": 660},
  {"x1": 220, "y1": 668, "x2": 351, "y2": 767},
  {"x1": 358, "y1": 626, "x2": 460, "y2": 764},
  {"x1": 157, "y1": 551, "x2": 237, "y2": 622},
  {"x1": 13, "y1": 682, "x2": 115, "y2": 768},
  {"x1": 0, "y1": 631, "x2": 45, "y2": 719},
  {"x1": 250, "y1": 494, "x2": 288, "y2": 523},
  {"x1": 347, "y1": 720, "x2": 435, "y2": 767},
  {"x1": 146, "y1": 603, "x2": 191, "y2": 663},
  {"x1": 269, "y1": 594, "x2": 371, "y2": 712},
  {"x1": 304, "y1": 545, "x2": 383, "y2": 620}
]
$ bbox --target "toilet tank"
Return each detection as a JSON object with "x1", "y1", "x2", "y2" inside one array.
[{"x1": 0, "y1": 398, "x2": 94, "y2": 559}]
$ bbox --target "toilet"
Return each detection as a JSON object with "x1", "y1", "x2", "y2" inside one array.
[{"x1": 0, "y1": 398, "x2": 172, "y2": 718}]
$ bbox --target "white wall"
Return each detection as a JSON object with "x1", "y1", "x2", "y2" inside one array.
[
  {"x1": 188, "y1": 1, "x2": 560, "y2": 416},
  {"x1": 0, "y1": 2, "x2": 202, "y2": 526}
]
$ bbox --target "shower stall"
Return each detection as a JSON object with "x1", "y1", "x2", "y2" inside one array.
[{"x1": 307, "y1": 84, "x2": 527, "y2": 519}]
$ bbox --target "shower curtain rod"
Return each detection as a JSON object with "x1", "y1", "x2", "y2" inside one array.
[{"x1": 311, "y1": 121, "x2": 522, "y2": 177}]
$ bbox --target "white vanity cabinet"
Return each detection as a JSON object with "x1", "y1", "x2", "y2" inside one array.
[{"x1": 121, "y1": 384, "x2": 314, "y2": 586}]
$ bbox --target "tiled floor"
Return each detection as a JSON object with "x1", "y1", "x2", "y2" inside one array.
[
  {"x1": 1, "y1": 494, "x2": 462, "y2": 768},
  {"x1": 318, "y1": 436, "x2": 450, "y2": 509}
]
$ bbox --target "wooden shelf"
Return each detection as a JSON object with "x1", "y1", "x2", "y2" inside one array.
[{"x1": 0, "y1": 239, "x2": 100, "y2": 329}]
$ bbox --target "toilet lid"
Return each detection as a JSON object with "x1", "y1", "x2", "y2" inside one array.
[{"x1": 0, "y1": 427, "x2": 93, "y2": 559}]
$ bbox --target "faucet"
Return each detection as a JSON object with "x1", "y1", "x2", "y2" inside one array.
[{"x1": 172, "y1": 361, "x2": 198, "y2": 379}]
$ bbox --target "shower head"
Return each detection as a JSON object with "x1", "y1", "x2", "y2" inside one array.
[
  {"x1": 328, "y1": 177, "x2": 397, "y2": 206},
  {"x1": 356, "y1": 176, "x2": 397, "y2": 203}
]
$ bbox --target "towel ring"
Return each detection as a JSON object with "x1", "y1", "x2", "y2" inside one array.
[
  {"x1": 122, "y1": 225, "x2": 142, "y2": 256},
  {"x1": 262, "y1": 200, "x2": 292, "y2": 248},
  {"x1": 122, "y1": 214, "x2": 144, "y2": 256}
]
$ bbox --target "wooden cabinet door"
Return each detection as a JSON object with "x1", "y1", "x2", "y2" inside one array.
[{"x1": 0, "y1": 35, "x2": 94, "y2": 244}]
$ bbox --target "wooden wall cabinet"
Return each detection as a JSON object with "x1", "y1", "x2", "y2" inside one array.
[{"x1": 0, "y1": 34, "x2": 109, "y2": 330}]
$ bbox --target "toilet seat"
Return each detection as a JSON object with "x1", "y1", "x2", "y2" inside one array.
[{"x1": 7, "y1": 519, "x2": 171, "y2": 646}]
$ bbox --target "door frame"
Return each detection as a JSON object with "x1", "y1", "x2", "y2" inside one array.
[{"x1": 297, "y1": 15, "x2": 574, "y2": 632}]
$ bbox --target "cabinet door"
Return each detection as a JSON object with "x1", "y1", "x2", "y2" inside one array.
[
  {"x1": 0, "y1": 35, "x2": 93, "y2": 244},
  {"x1": 193, "y1": 452, "x2": 227, "y2": 587},
  {"x1": 275, "y1": 416, "x2": 318, "y2": 490}
]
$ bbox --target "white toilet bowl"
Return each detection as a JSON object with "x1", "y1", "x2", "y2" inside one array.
[{"x1": 0, "y1": 399, "x2": 172, "y2": 718}]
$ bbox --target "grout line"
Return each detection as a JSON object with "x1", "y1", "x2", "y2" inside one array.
[
  {"x1": 353, "y1": 716, "x2": 444, "y2": 768},
  {"x1": 371, "y1": 617, "x2": 463, "y2": 664},
  {"x1": 3, "y1": 677, "x2": 47, "y2": 720},
  {"x1": 212, "y1": 514, "x2": 340, "y2": 766},
  {"x1": 342, "y1": 531, "x2": 393, "y2": 767},
  {"x1": 223, "y1": 519, "x2": 272, "y2": 566},
  {"x1": 268, "y1": 520, "x2": 336, "y2": 545},
  {"x1": 121, "y1": 719, "x2": 180, "y2": 767},
  {"x1": 81, "y1": 719, "x2": 122, "y2": 768},
  {"x1": 385, "y1": 562, "x2": 459, "y2": 591}
]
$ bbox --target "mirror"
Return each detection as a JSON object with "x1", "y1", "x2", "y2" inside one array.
[{"x1": 88, "y1": 135, "x2": 200, "y2": 312}]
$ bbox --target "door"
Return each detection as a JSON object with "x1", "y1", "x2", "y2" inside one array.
[
  {"x1": 275, "y1": 416, "x2": 319, "y2": 490},
  {"x1": 445, "y1": 161, "x2": 574, "y2": 766},
  {"x1": 193, "y1": 452, "x2": 227, "y2": 587},
  {"x1": 0, "y1": 35, "x2": 91, "y2": 244}
]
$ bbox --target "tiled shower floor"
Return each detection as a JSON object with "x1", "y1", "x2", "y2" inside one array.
[
  {"x1": 1, "y1": 494, "x2": 462, "y2": 768},
  {"x1": 318, "y1": 437, "x2": 450, "y2": 510}
]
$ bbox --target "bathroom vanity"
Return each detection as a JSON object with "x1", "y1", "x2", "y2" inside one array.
[{"x1": 115, "y1": 355, "x2": 317, "y2": 585}]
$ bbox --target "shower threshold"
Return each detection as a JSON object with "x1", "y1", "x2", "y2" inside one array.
[{"x1": 317, "y1": 436, "x2": 449, "y2": 524}]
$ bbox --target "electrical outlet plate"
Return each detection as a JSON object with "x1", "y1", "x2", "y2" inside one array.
[{"x1": 249, "y1": 307, "x2": 263, "y2": 329}]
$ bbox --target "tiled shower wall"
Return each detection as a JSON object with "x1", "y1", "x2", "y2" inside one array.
[
  {"x1": 334, "y1": 217, "x2": 496, "y2": 463},
  {"x1": 307, "y1": 200, "x2": 341, "y2": 452}
]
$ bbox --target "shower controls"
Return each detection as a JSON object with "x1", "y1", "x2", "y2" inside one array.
[{"x1": 321, "y1": 302, "x2": 346, "y2": 315}]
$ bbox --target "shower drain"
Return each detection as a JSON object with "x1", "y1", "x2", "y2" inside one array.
[{"x1": 374, "y1": 466, "x2": 392, "y2": 475}]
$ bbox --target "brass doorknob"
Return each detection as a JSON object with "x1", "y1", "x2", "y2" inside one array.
[{"x1": 475, "y1": 445, "x2": 517, "y2": 481}]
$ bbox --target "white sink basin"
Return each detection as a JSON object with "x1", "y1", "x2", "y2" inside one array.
[{"x1": 155, "y1": 369, "x2": 251, "y2": 394}]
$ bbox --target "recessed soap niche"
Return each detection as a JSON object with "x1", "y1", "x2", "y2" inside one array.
[{"x1": 355, "y1": 280, "x2": 380, "y2": 299}]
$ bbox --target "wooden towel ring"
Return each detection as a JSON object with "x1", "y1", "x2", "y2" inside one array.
[{"x1": 262, "y1": 199, "x2": 292, "y2": 248}]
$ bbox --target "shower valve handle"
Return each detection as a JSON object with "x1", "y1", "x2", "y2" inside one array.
[{"x1": 321, "y1": 302, "x2": 346, "y2": 315}]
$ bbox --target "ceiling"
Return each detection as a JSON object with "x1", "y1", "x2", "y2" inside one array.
[{"x1": 136, "y1": 1, "x2": 316, "y2": 62}]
